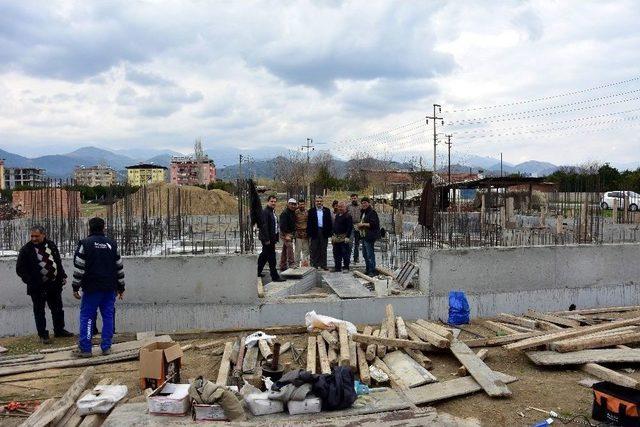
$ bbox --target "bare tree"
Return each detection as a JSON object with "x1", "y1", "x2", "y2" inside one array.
[{"x1": 274, "y1": 151, "x2": 306, "y2": 196}]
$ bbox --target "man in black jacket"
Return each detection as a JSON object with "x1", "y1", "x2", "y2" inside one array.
[
  {"x1": 258, "y1": 195, "x2": 284, "y2": 282},
  {"x1": 279, "y1": 198, "x2": 297, "y2": 271},
  {"x1": 72, "y1": 217, "x2": 125, "y2": 357},
  {"x1": 307, "y1": 196, "x2": 333, "y2": 270},
  {"x1": 332, "y1": 202, "x2": 353, "y2": 272},
  {"x1": 355, "y1": 197, "x2": 380, "y2": 276},
  {"x1": 16, "y1": 225, "x2": 74, "y2": 344}
]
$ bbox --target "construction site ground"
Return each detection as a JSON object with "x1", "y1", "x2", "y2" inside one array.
[{"x1": 0, "y1": 323, "x2": 608, "y2": 426}]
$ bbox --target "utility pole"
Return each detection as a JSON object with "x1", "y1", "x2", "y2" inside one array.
[
  {"x1": 426, "y1": 104, "x2": 443, "y2": 183},
  {"x1": 444, "y1": 134, "x2": 452, "y2": 184},
  {"x1": 500, "y1": 152, "x2": 503, "y2": 177},
  {"x1": 301, "y1": 138, "x2": 315, "y2": 202}
]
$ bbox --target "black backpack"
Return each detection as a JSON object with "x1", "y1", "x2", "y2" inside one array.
[{"x1": 312, "y1": 366, "x2": 357, "y2": 410}]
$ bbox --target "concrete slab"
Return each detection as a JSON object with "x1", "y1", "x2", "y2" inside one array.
[{"x1": 322, "y1": 272, "x2": 373, "y2": 299}]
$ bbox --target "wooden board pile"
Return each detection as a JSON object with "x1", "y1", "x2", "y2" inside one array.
[
  {"x1": 465, "y1": 306, "x2": 640, "y2": 389},
  {"x1": 213, "y1": 304, "x2": 518, "y2": 407}
]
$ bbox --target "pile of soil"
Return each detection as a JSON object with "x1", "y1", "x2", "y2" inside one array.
[{"x1": 112, "y1": 183, "x2": 238, "y2": 217}]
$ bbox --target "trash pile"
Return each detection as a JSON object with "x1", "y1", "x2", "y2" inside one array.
[{"x1": 0, "y1": 202, "x2": 23, "y2": 220}]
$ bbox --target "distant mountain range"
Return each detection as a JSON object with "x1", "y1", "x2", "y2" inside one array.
[{"x1": 0, "y1": 145, "x2": 637, "y2": 180}]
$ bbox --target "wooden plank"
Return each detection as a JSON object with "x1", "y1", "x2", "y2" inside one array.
[
  {"x1": 383, "y1": 351, "x2": 437, "y2": 388},
  {"x1": 360, "y1": 326, "x2": 373, "y2": 350},
  {"x1": 386, "y1": 305, "x2": 396, "y2": 341},
  {"x1": 458, "y1": 349, "x2": 488, "y2": 376},
  {"x1": 375, "y1": 266, "x2": 395, "y2": 277},
  {"x1": 216, "y1": 342, "x2": 233, "y2": 385},
  {"x1": 449, "y1": 339, "x2": 511, "y2": 397},
  {"x1": 338, "y1": 323, "x2": 351, "y2": 367},
  {"x1": 372, "y1": 357, "x2": 408, "y2": 390},
  {"x1": 356, "y1": 344, "x2": 370, "y2": 385},
  {"x1": 526, "y1": 310, "x2": 580, "y2": 328},
  {"x1": 551, "y1": 305, "x2": 640, "y2": 316},
  {"x1": 496, "y1": 313, "x2": 537, "y2": 329},
  {"x1": 353, "y1": 270, "x2": 376, "y2": 284},
  {"x1": 351, "y1": 333, "x2": 435, "y2": 351},
  {"x1": 242, "y1": 346, "x2": 259, "y2": 373},
  {"x1": 258, "y1": 339, "x2": 272, "y2": 360},
  {"x1": 348, "y1": 338, "x2": 358, "y2": 371},
  {"x1": 195, "y1": 338, "x2": 226, "y2": 350},
  {"x1": 328, "y1": 331, "x2": 339, "y2": 365},
  {"x1": 323, "y1": 272, "x2": 372, "y2": 298},
  {"x1": 479, "y1": 320, "x2": 518, "y2": 335},
  {"x1": 581, "y1": 363, "x2": 640, "y2": 389},
  {"x1": 21, "y1": 399, "x2": 56, "y2": 427},
  {"x1": 284, "y1": 293, "x2": 329, "y2": 299},
  {"x1": 317, "y1": 336, "x2": 331, "y2": 374},
  {"x1": 406, "y1": 323, "x2": 450, "y2": 348},
  {"x1": 257, "y1": 277, "x2": 264, "y2": 298},
  {"x1": 396, "y1": 317, "x2": 408, "y2": 340},
  {"x1": 321, "y1": 330, "x2": 339, "y2": 348},
  {"x1": 527, "y1": 349, "x2": 640, "y2": 366},
  {"x1": 415, "y1": 319, "x2": 453, "y2": 340},
  {"x1": 377, "y1": 324, "x2": 388, "y2": 358},
  {"x1": 306, "y1": 336, "x2": 316, "y2": 374},
  {"x1": 366, "y1": 330, "x2": 378, "y2": 362},
  {"x1": 24, "y1": 367, "x2": 95, "y2": 427},
  {"x1": 403, "y1": 348, "x2": 432, "y2": 369},
  {"x1": 496, "y1": 322, "x2": 535, "y2": 333},
  {"x1": 404, "y1": 372, "x2": 518, "y2": 405},
  {"x1": 504, "y1": 316, "x2": 640, "y2": 351},
  {"x1": 536, "y1": 320, "x2": 565, "y2": 331},
  {"x1": 552, "y1": 331, "x2": 640, "y2": 353}
]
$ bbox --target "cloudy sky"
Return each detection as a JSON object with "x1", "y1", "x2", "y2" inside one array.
[{"x1": 1, "y1": 0, "x2": 639, "y2": 167}]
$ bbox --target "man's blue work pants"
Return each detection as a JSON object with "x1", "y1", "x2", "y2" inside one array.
[{"x1": 79, "y1": 290, "x2": 116, "y2": 353}]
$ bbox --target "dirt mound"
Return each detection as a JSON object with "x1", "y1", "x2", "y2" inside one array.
[{"x1": 112, "y1": 182, "x2": 237, "y2": 216}]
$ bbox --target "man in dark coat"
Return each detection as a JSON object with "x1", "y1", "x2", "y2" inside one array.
[
  {"x1": 258, "y1": 195, "x2": 285, "y2": 281},
  {"x1": 355, "y1": 197, "x2": 380, "y2": 276},
  {"x1": 332, "y1": 202, "x2": 353, "y2": 272},
  {"x1": 16, "y1": 225, "x2": 74, "y2": 344},
  {"x1": 307, "y1": 196, "x2": 333, "y2": 270},
  {"x1": 72, "y1": 217, "x2": 125, "y2": 357},
  {"x1": 279, "y1": 198, "x2": 298, "y2": 271}
]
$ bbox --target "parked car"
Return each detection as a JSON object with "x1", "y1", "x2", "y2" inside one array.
[{"x1": 600, "y1": 191, "x2": 640, "y2": 211}]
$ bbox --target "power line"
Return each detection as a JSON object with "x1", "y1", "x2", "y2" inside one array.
[
  {"x1": 450, "y1": 107, "x2": 640, "y2": 134},
  {"x1": 447, "y1": 91, "x2": 640, "y2": 125},
  {"x1": 444, "y1": 75, "x2": 640, "y2": 113},
  {"x1": 327, "y1": 119, "x2": 423, "y2": 146},
  {"x1": 451, "y1": 114, "x2": 640, "y2": 139}
]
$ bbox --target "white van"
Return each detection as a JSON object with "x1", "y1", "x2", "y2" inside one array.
[{"x1": 600, "y1": 191, "x2": 640, "y2": 211}]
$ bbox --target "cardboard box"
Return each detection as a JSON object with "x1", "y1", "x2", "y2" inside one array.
[
  {"x1": 139, "y1": 341, "x2": 183, "y2": 390},
  {"x1": 147, "y1": 383, "x2": 191, "y2": 415},
  {"x1": 192, "y1": 403, "x2": 228, "y2": 421},
  {"x1": 287, "y1": 396, "x2": 321, "y2": 415}
]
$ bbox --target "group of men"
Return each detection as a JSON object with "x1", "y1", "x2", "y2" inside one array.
[
  {"x1": 16, "y1": 217, "x2": 124, "y2": 357},
  {"x1": 257, "y1": 193, "x2": 381, "y2": 280}
]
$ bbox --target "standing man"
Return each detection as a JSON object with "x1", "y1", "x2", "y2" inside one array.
[
  {"x1": 356, "y1": 197, "x2": 380, "y2": 276},
  {"x1": 347, "y1": 193, "x2": 360, "y2": 264},
  {"x1": 257, "y1": 195, "x2": 285, "y2": 282},
  {"x1": 71, "y1": 217, "x2": 124, "y2": 357},
  {"x1": 294, "y1": 199, "x2": 309, "y2": 266},
  {"x1": 279, "y1": 198, "x2": 297, "y2": 272},
  {"x1": 16, "y1": 225, "x2": 74, "y2": 344},
  {"x1": 306, "y1": 196, "x2": 332, "y2": 270},
  {"x1": 332, "y1": 202, "x2": 353, "y2": 272}
]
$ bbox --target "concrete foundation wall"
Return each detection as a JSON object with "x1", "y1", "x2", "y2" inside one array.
[
  {"x1": 418, "y1": 243, "x2": 640, "y2": 320},
  {"x1": 0, "y1": 254, "x2": 258, "y2": 336}
]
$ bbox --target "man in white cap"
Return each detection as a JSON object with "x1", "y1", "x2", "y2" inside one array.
[{"x1": 278, "y1": 198, "x2": 298, "y2": 272}]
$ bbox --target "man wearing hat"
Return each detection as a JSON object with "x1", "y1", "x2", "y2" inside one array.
[{"x1": 279, "y1": 198, "x2": 298, "y2": 272}]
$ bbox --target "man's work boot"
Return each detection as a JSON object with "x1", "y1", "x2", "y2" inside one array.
[
  {"x1": 102, "y1": 348, "x2": 112, "y2": 356},
  {"x1": 54, "y1": 329, "x2": 74, "y2": 338},
  {"x1": 72, "y1": 349, "x2": 93, "y2": 358},
  {"x1": 39, "y1": 335, "x2": 51, "y2": 345},
  {"x1": 271, "y1": 276, "x2": 286, "y2": 282}
]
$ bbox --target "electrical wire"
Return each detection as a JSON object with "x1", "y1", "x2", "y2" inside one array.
[
  {"x1": 444, "y1": 75, "x2": 640, "y2": 113},
  {"x1": 448, "y1": 91, "x2": 640, "y2": 125}
]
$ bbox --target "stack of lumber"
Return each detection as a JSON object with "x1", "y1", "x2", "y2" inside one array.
[
  {"x1": 293, "y1": 304, "x2": 515, "y2": 402},
  {"x1": 485, "y1": 305, "x2": 640, "y2": 390}
]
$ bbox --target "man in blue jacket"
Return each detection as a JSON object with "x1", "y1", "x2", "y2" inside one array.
[{"x1": 72, "y1": 217, "x2": 125, "y2": 357}]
